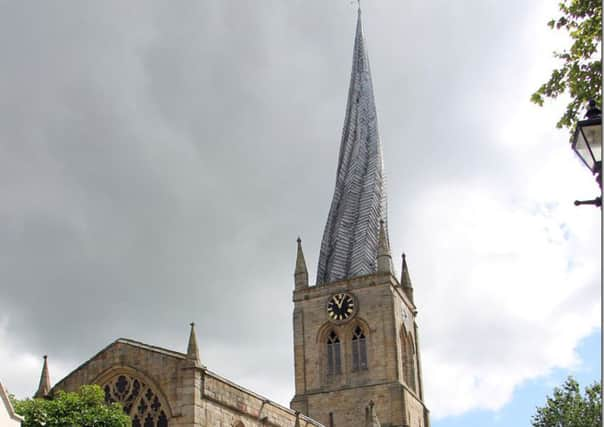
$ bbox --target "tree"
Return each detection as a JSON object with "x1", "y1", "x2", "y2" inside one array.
[
  {"x1": 13, "y1": 384, "x2": 131, "y2": 427},
  {"x1": 531, "y1": 376, "x2": 601, "y2": 427},
  {"x1": 530, "y1": 0, "x2": 602, "y2": 137}
]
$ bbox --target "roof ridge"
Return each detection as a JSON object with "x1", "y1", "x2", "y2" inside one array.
[{"x1": 116, "y1": 338, "x2": 187, "y2": 358}]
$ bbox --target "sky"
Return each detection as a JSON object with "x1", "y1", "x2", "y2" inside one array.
[{"x1": 0, "y1": 1, "x2": 601, "y2": 426}]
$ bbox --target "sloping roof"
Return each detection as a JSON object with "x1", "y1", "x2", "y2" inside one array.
[{"x1": 204, "y1": 368, "x2": 324, "y2": 426}]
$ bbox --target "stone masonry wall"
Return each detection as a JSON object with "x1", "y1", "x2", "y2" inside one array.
[
  {"x1": 291, "y1": 272, "x2": 428, "y2": 427},
  {"x1": 51, "y1": 339, "x2": 195, "y2": 426},
  {"x1": 51, "y1": 339, "x2": 324, "y2": 427},
  {"x1": 201, "y1": 371, "x2": 321, "y2": 426}
]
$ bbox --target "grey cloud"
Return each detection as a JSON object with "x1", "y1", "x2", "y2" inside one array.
[{"x1": 0, "y1": 0, "x2": 597, "y2": 417}]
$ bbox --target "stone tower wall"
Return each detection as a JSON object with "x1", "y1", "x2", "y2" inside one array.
[{"x1": 291, "y1": 273, "x2": 428, "y2": 427}]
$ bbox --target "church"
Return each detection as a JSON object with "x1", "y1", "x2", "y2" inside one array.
[{"x1": 32, "y1": 9, "x2": 430, "y2": 427}]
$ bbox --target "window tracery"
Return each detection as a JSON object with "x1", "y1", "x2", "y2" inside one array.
[
  {"x1": 103, "y1": 374, "x2": 168, "y2": 427},
  {"x1": 326, "y1": 331, "x2": 341, "y2": 375},
  {"x1": 351, "y1": 326, "x2": 368, "y2": 371}
]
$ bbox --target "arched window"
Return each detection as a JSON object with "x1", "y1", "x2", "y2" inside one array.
[
  {"x1": 401, "y1": 331, "x2": 416, "y2": 392},
  {"x1": 327, "y1": 331, "x2": 341, "y2": 375},
  {"x1": 103, "y1": 374, "x2": 168, "y2": 427},
  {"x1": 351, "y1": 326, "x2": 367, "y2": 371}
]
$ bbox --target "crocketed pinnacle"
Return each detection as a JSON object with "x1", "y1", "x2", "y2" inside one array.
[
  {"x1": 401, "y1": 253, "x2": 414, "y2": 302},
  {"x1": 294, "y1": 237, "x2": 309, "y2": 289},
  {"x1": 377, "y1": 220, "x2": 393, "y2": 275},
  {"x1": 316, "y1": 8, "x2": 389, "y2": 285},
  {"x1": 34, "y1": 355, "x2": 51, "y2": 398},
  {"x1": 365, "y1": 400, "x2": 381, "y2": 427},
  {"x1": 187, "y1": 322, "x2": 200, "y2": 365}
]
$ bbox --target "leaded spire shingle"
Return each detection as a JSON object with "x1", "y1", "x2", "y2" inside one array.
[{"x1": 316, "y1": 9, "x2": 389, "y2": 285}]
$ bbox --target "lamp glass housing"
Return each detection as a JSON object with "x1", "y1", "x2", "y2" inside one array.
[{"x1": 572, "y1": 117, "x2": 602, "y2": 172}]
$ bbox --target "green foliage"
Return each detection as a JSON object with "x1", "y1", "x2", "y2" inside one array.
[
  {"x1": 531, "y1": 0, "x2": 602, "y2": 136},
  {"x1": 531, "y1": 376, "x2": 602, "y2": 427},
  {"x1": 13, "y1": 384, "x2": 131, "y2": 427},
  {"x1": 8, "y1": 393, "x2": 17, "y2": 409}
]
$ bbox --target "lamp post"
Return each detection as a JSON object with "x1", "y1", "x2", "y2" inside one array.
[{"x1": 571, "y1": 100, "x2": 602, "y2": 207}]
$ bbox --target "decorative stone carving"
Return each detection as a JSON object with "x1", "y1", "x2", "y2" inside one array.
[{"x1": 103, "y1": 374, "x2": 168, "y2": 427}]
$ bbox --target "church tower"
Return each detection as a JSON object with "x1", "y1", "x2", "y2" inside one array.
[{"x1": 291, "y1": 9, "x2": 430, "y2": 427}]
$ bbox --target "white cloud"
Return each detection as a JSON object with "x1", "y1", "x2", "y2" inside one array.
[{"x1": 408, "y1": 156, "x2": 600, "y2": 417}]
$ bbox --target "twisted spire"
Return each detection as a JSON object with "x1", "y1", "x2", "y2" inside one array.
[{"x1": 316, "y1": 8, "x2": 388, "y2": 285}]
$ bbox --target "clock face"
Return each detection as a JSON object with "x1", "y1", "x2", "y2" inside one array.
[{"x1": 327, "y1": 293, "x2": 355, "y2": 321}]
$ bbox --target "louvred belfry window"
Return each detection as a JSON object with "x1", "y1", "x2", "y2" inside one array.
[
  {"x1": 352, "y1": 326, "x2": 367, "y2": 371},
  {"x1": 103, "y1": 374, "x2": 168, "y2": 427},
  {"x1": 327, "y1": 331, "x2": 341, "y2": 375}
]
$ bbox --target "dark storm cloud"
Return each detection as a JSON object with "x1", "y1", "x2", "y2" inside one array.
[
  {"x1": 1, "y1": 0, "x2": 599, "y2": 417},
  {"x1": 0, "y1": 0, "x2": 356, "y2": 372}
]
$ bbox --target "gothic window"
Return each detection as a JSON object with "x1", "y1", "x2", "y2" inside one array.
[
  {"x1": 401, "y1": 331, "x2": 416, "y2": 392},
  {"x1": 326, "y1": 331, "x2": 341, "y2": 375},
  {"x1": 351, "y1": 326, "x2": 367, "y2": 371},
  {"x1": 103, "y1": 374, "x2": 168, "y2": 427}
]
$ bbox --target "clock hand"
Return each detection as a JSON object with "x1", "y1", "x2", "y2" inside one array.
[{"x1": 335, "y1": 295, "x2": 344, "y2": 309}]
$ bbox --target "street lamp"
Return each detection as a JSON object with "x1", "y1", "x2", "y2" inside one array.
[{"x1": 571, "y1": 100, "x2": 602, "y2": 207}]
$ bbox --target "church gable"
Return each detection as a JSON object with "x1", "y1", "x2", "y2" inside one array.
[
  {"x1": 52, "y1": 338, "x2": 189, "y2": 423},
  {"x1": 48, "y1": 332, "x2": 325, "y2": 427}
]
